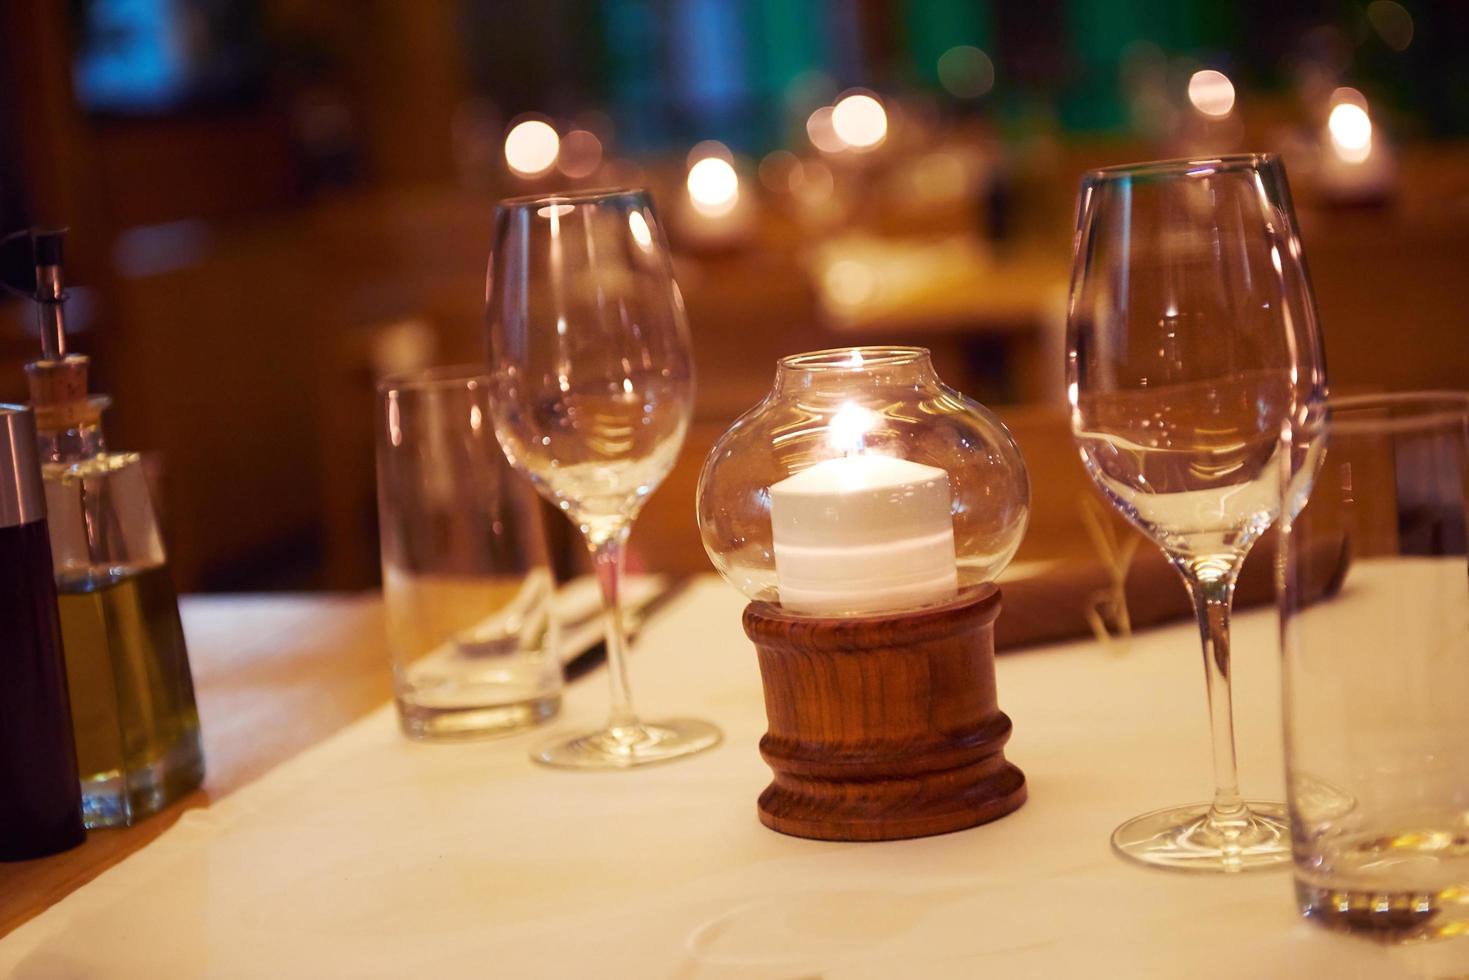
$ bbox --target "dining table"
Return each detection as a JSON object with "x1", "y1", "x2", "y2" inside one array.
[{"x1": 0, "y1": 568, "x2": 1459, "y2": 978}]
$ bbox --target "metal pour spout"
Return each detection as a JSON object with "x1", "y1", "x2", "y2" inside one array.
[{"x1": 31, "y1": 228, "x2": 68, "y2": 361}]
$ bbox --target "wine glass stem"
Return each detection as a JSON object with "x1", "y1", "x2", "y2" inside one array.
[
  {"x1": 590, "y1": 528, "x2": 639, "y2": 733},
  {"x1": 1179, "y1": 560, "x2": 1248, "y2": 827}
]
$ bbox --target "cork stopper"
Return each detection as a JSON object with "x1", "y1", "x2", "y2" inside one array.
[{"x1": 25, "y1": 356, "x2": 103, "y2": 432}]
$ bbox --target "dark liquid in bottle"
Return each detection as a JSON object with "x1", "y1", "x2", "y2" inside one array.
[{"x1": 0, "y1": 519, "x2": 85, "y2": 860}]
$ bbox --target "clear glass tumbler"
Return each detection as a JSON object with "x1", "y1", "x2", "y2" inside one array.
[
  {"x1": 1281, "y1": 392, "x2": 1469, "y2": 941},
  {"x1": 376, "y1": 365, "x2": 562, "y2": 740}
]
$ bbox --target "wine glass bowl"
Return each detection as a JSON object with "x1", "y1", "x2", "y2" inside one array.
[
  {"x1": 488, "y1": 190, "x2": 693, "y2": 544},
  {"x1": 1067, "y1": 155, "x2": 1327, "y2": 871},
  {"x1": 486, "y1": 188, "x2": 721, "y2": 769},
  {"x1": 1072, "y1": 371, "x2": 1293, "y2": 564}
]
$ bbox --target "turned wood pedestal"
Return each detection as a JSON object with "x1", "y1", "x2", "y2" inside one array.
[{"x1": 743, "y1": 584, "x2": 1026, "y2": 842}]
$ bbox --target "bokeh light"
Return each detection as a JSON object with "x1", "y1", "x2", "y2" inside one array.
[
  {"x1": 1187, "y1": 70, "x2": 1235, "y2": 118},
  {"x1": 823, "y1": 259, "x2": 875, "y2": 309},
  {"x1": 830, "y1": 93, "x2": 887, "y2": 151},
  {"x1": 1366, "y1": 1, "x2": 1414, "y2": 52},
  {"x1": 790, "y1": 158, "x2": 835, "y2": 202},
  {"x1": 1328, "y1": 101, "x2": 1373, "y2": 164},
  {"x1": 806, "y1": 106, "x2": 844, "y2": 154},
  {"x1": 758, "y1": 150, "x2": 799, "y2": 193},
  {"x1": 686, "y1": 139, "x2": 735, "y2": 170},
  {"x1": 556, "y1": 129, "x2": 602, "y2": 178},
  {"x1": 504, "y1": 119, "x2": 559, "y2": 177},
  {"x1": 937, "y1": 46, "x2": 995, "y2": 100},
  {"x1": 687, "y1": 154, "x2": 739, "y2": 217}
]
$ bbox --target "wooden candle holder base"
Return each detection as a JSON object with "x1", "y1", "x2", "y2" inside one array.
[{"x1": 743, "y1": 585, "x2": 1025, "y2": 842}]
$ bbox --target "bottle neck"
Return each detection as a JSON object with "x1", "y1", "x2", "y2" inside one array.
[{"x1": 37, "y1": 420, "x2": 106, "y2": 464}]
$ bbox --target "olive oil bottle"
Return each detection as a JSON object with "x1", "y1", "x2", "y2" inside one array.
[
  {"x1": 57, "y1": 566, "x2": 202, "y2": 825},
  {"x1": 16, "y1": 228, "x2": 204, "y2": 827}
]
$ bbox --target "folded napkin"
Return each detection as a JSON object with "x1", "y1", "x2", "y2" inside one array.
[{"x1": 994, "y1": 529, "x2": 1350, "y2": 653}]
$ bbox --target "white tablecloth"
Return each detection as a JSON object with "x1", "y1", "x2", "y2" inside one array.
[{"x1": 1, "y1": 573, "x2": 1458, "y2": 978}]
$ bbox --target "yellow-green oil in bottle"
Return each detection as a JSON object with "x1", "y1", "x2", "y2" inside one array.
[{"x1": 58, "y1": 565, "x2": 204, "y2": 828}]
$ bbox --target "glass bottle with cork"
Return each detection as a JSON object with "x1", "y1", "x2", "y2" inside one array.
[{"x1": 11, "y1": 227, "x2": 204, "y2": 828}]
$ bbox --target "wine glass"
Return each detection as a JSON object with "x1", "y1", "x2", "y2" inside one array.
[
  {"x1": 1066, "y1": 155, "x2": 1327, "y2": 871},
  {"x1": 486, "y1": 187, "x2": 722, "y2": 769}
]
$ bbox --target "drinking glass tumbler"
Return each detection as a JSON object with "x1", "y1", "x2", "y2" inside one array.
[
  {"x1": 376, "y1": 366, "x2": 561, "y2": 740},
  {"x1": 1281, "y1": 393, "x2": 1469, "y2": 942}
]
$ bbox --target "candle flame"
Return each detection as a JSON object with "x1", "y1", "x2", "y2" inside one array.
[{"x1": 828, "y1": 402, "x2": 879, "y2": 456}]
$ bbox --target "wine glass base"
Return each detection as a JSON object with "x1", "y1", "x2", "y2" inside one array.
[
  {"x1": 531, "y1": 718, "x2": 723, "y2": 770},
  {"x1": 1111, "y1": 800, "x2": 1291, "y2": 873}
]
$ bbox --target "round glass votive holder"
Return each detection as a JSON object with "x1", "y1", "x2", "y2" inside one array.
[{"x1": 696, "y1": 346, "x2": 1029, "y2": 618}]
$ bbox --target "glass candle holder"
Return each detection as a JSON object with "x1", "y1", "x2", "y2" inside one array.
[
  {"x1": 697, "y1": 346, "x2": 1031, "y2": 840},
  {"x1": 696, "y1": 346, "x2": 1029, "y2": 616}
]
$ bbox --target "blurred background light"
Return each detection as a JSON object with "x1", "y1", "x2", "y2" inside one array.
[
  {"x1": 1366, "y1": 1, "x2": 1414, "y2": 52},
  {"x1": 1328, "y1": 101, "x2": 1373, "y2": 163},
  {"x1": 504, "y1": 119, "x2": 559, "y2": 177},
  {"x1": 686, "y1": 139, "x2": 734, "y2": 169},
  {"x1": 806, "y1": 106, "x2": 845, "y2": 155},
  {"x1": 793, "y1": 159, "x2": 833, "y2": 198},
  {"x1": 72, "y1": 0, "x2": 204, "y2": 111},
  {"x1": 556, "y1": 129, "x2": 603, "y2": 179},
  {"x1": 1187, "y1": 70, "x2": 1236, "y2": 118},
  {"x1": 686, "y1": 153, "x2": 739, "y2": 217},
  {"x1": 936, "y1": 46, "x2": 995, "y2": 100},
  {"x1": 823, "y1": 259, "x2": 875, "y2": 309},
  {"x1": 830, "y1": 93, "x2": 887, "y2": 151},
  {"x1": 758, "y1": 150, "x2": 799, "y2": 193}
]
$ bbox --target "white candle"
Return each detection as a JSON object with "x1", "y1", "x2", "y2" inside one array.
[{"x1": 769, "y1": 453, "x2": 958, "y2": 616}]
